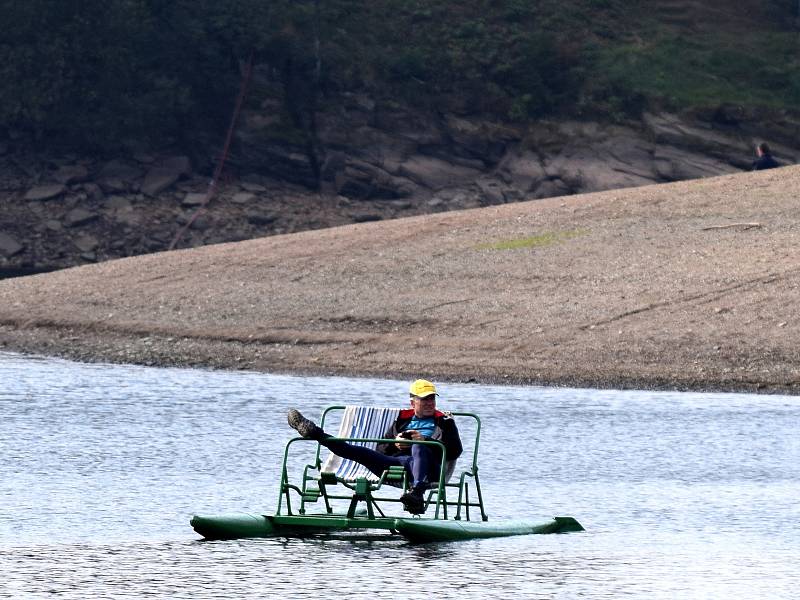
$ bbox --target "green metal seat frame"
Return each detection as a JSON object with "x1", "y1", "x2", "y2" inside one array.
[{"x1": 277, "y1": 406, "x2": 487, "y2": 522}]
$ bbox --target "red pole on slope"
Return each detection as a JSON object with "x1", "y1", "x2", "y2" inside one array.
[{"x1": 169, "y1": 49, "x2": 255, "y2": 251}]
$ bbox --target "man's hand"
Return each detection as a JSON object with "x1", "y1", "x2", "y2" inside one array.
[{"x1": 394, "y1": 430, "x2": 423, "y2": 449}]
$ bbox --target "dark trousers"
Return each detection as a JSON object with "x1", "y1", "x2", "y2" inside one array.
[{"x1": 320, "y1": 436, "x2": 433, "y2": 490}]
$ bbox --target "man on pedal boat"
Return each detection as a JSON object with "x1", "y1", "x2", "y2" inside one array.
[{"x1": 287, "y1": 379, "x2": 463, "y2": 515}]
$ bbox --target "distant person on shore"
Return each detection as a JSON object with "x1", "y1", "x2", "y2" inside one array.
[{"x1": 751, "y1": 142, "x2": 780, "y2": 171}]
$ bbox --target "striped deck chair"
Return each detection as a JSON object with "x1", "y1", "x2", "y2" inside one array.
[{"x1": 320, "y1": 405, "x2": 401, "y2": 482}]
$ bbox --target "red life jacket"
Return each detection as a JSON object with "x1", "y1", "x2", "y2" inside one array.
[{"x1": 398, "y1": 408, "x2": 446, "y2": 419}]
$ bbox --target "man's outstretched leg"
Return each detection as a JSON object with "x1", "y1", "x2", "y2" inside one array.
[
  {"x1": 288, "y1": 409, "x2": 432, "y2": 515},
  {"x1": 287, "y1": 409, "x2": 403, "y2": 480}
]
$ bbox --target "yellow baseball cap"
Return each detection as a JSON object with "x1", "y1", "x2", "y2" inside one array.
[{"x1": 409, "y1": 379, "x2": 437, "y2": 398}]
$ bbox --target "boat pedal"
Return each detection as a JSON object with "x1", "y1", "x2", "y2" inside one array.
[
  {"x1": 302, "y1": 488, "x2": 322, "y2": 502},
  {"x1": 384, "y1": 466, "x2": 406, "y2": 481},
  {"x1": 319, "y1": 472, "x2": 338, "y2": 485}
]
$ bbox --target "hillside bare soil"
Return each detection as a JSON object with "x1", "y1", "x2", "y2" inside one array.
[{"x1": 2, "y1": 166, "x2": 799, "y2": 393}]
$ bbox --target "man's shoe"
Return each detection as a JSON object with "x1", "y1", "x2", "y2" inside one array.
[
  {"x1": 287, "y1": 409, "x2": 324, "y2": 440},
  {"x1": 400, "y1": 488, "x2": 426, "y2": 515}
]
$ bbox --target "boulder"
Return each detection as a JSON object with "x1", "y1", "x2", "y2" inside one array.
[
  {"x1": 189, "y1": 215, "x2": 211, "y2": 231},
  {"x1": 113, "y1": 210, "x2": 141, "y2": 227},
  {"x1": 528, "y1": 127, "x2": 662, "y2": 194},
  {"x1": 181, "y1": 193, "x2": 207, "y2": 207},
  {"x1": 97, "y1": 177, "x2": 130, "y2": 193},
  {"x1": 496, "y1": 150, "x2": 547, "y2": 192},
  {"x1": 543, "y1": 148, "x2": 657, "y2": 193},
  {"x1": 52, "y1": 164, "x2": 90, "y2": 184},
  {"x1": 141, "y1": 167, "x2": 181, "y2": 196},
  {"x1": 532, "y1": 178, "x2": 572, "y2": 199},
  {"x1": 104, "y1": 196, "x2": 132, "y2": 211},
  {"x1": 653, "y1": 147, "x2": 739, "y2": 181},
  {"x1": 96, "y1": 160, "x2": 142, "y2": 189},
  {"x1": 397, "y1": 155, "x2": 482, "y2": 189},
  {"x1": 442, "y1": 114, "x2": 515, "y2": 163},
  {"x1": 443, "y1": 190, "x2": 480, "y2": 210},
  {"x1": 387, "y1": 200, "x2": 412, "y2": 210},
  {"x1": 147, "y1": 229, "x2": 173, "y2": 244},
  {"x1": 0, "y1": 232, "x2": 24, "y2": 257},
  {"x1": 351, "y1": 213, "x2": 382, "y2": 223},
  {"x1": 603, "y1": 135, "x2": 658, "y2": 177},
  {"x1": 475, "y1": 179, "x2": 506, "y2": 204},
  {"x1": 82, "y1": 182, "x2": 105, "y2": 201},
  {"x1": 73, "y1": 234, "x2": 99, "y2": 253},
  {"x1": 246, "y1": 212, "x2": 277, "y2": 226},
  {"x1": 334, "y1": 160, "x2": 416, "y2": 199},
  {"x1": 643, "y1": 112, "x2": 744, "y2": 161},
  {"x1": 240, "y1": 182, "x2": 267, "y2": 192},
  {"x1": 25, "y1": 184, "x2": 66, "y2": 201},
  {"x1": 137, "y1": 155, "x2": 192, "y2": 197},
  {"x1": 63, "y1": 208, "x2": 99, "y2": 228},
  {"x1": 231, "y1": 192, "x2": 256, "y2": 204},
  {"x1": 235, "y1": 125, "x2": 320, "y2": 188},
  {"x1": 501, "y1": 188, "x2": 523, "y2": 203}
]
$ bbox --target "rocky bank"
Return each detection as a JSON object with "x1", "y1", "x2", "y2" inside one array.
[
  {"x1": 2, "y1": 104, "x2": 798, "y2": 275},
  {"x1": 2, "y1": 165, "x2": 799, "y2": 394}
]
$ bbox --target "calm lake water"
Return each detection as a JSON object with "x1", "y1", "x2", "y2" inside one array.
[{"x1": 1, "y1": 351, "x2": 799, "y2": 599}]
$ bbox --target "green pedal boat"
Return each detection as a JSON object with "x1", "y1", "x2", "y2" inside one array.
[{"x1": 191, "y1": 406, "x2": 584, "y2": 543}]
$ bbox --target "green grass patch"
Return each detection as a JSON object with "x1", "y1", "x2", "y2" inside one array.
[
  {"x1": 476, "y1": 229, "x2": 586, "y2": 250},
  {"x1": 588, "y1": 32, "x2": 800, "y2": 112}
]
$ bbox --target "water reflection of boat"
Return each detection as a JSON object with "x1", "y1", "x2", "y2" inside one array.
[{"x1": 191, "y1": 406, "x2": 584, "y2": 543}]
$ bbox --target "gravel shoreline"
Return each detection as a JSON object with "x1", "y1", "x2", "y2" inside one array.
[
  {"x1": 0, "y1": 325, "x2": 767, "y2": 394},
  {"x1": 3, "y1": 167, "x2": 800, "y2": 395}
]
